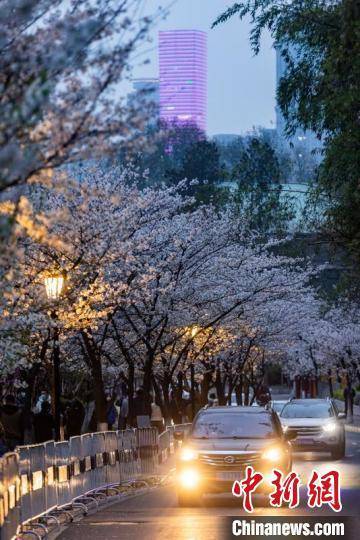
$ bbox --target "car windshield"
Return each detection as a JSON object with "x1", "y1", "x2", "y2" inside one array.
[
  {"x1": 192, "y1": 412, "x2": 277, "y2": 439},
  {"x1": 281, "y1": 402, "x2": 334, "y2": 419}
]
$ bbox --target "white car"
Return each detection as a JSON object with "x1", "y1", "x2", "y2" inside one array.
[
  {"x1": 279, "y1": 398, "x2": 346, "y2": 459},
  {"x1": 270, "y1": 400, "x2": 289, "y2": 416}
]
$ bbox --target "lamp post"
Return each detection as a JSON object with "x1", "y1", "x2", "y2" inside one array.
[{"x1": 44, "y1": 272, "x2": 65, "y2": 441}]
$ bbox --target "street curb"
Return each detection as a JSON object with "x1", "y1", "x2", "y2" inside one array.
[
  {"x1": 48, "y1": 486, "x2": 157, "y2": 540},
  {"x1": 29, "y1": 474, "x2": 174, "y2": 540},
  {"x1": 46, "y1": 486, "x2": 153, "y2": 540},
  {"x1": 345, "y1": 424, "x2": 360, "y2": 433}
]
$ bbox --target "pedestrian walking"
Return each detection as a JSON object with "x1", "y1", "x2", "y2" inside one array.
[
  {"x1": 34, "y1": 401, "x2": 55, "y2": 443},
  {"x1": 150, "y1": 395, "x2": 164, "y2": 433},
  {"x1": 131, "y1": 388, "x2": 151, "y2": 428},
  {"x1": 255, "y1": 382, "x2": 271, "y2": 407},
  {"x1": 65, "y1": 399, "x2": 85, "y2": 438},
  {"x1": 81, "y1": 397, "x2": 95, "y2": 433},
  {"x1": 118, "y1": 392, "x2": 129, "y2": 430},
  {"x1": 33, "y1": 391, "x2": 51, "y2": 414},
  {"x1": 185, "y1": 386, "x2": 202, "y2": 421},
  {"x1": 207, "y1": 391, "x2": 218, "y2": 407},
  {"x1": 0, "y1": 395, "x2": 24, "y2": 450},
  {"x1": 106, "y1": 397, "x2": 118, "y2": 430},
  {"x1": 344, "y1": 385, "x2": 355, "y2": 419},
  {"x1": 0, "y1": 422, "x2": 8, "y2": 457},
  {"x1": 169, "y1": 391, "x2": 182, "y2": 425}
]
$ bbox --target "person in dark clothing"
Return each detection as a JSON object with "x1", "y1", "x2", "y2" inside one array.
[
  {"x1": 0, "y1": 421, "x2": 8, "y2": 456},
  {"x1": 169, "y1": 391, "x2": 182, "y2": 425},
  {"x1": 130, "y1": 388, "x2": 151, "y2": 427},
  {"x1": 65, "y1": 399, "x2": 85, "y2": 438},
  {"x1": 256, "y1": 383, "x2": 271, "y2": 407},
  {"x1": 34, "y1": 401, "x2": 55, "y2": 443},
  {"x1": 344, "y1": 386, "x2": 356, "y2": 418},
  {"x1": 0, "y1": 395, "x2": 24, "y2": 450},
  {"x1": 118, "y1": 392, "x2": 129, "y2": 430},
  {"x1": 105, "y1": 396, "x2": 118, "y2": 430}
]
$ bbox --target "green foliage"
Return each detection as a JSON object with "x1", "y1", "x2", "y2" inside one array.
[
  {"x1": 217, "y1": 136, "x2": 246, "y2": 170},
  {"x1": 165, "y1": 139, "x2": 225, "y2": 206},
  {"x1": 130, "y1": 122, "x2": 227, "y2": 206},
  {"x1": 234, "y1": 137, "x2": 280, "y2": 188},
  {"x1": 333, "y1": 388, "x2": 344, "y2": 401},
  {"x1": 213, "y1": 0, "x2": 360, "y2": 258},
  {"x1": 232, "y1": 137, "x2": 295, "y2": 233},
  {"x1": 169, "y1": 139, "x2": 220, "y2": 185},
  {"x1": 132, "y1": 123, "x2": 297, "y2": 223}
]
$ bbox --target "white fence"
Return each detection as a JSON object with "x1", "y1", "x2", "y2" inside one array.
[{"x1": 0, "y1": 424, "x2": 191, "y2": 540}]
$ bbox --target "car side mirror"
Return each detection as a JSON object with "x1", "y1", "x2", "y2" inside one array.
[
  {"x1": 338, "y1": 412, "x2": 346, "y2": 420},
  {"x1": 174, "y1": 430, "x2": 185, "y2": 441},
  {"x1": 284, "y1": 430, "x2": 296, "y2": 441}
]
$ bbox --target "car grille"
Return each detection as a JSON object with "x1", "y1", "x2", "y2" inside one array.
[
  {"x1": 199, "y1": 452, "x2": 261, "y2": 468},
  {"x1": 287, "y1": 426, "x2": 323, "y2": 437}
]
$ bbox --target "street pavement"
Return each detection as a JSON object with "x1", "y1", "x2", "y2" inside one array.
[{"x1": 59, "y1": 431, "x2": 360, "y2": 540}]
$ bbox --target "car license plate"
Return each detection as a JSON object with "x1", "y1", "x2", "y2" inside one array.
[
  {"x1": 216, "y1": 471, "x2": 241, "y2": 481},
  {"x1": 296, "y1": 437, "x2": 313, "y2": 445}
]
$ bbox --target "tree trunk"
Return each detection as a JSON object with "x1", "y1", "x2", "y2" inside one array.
[
  {"x1": 328, "y1": 370, "x2": 333, "y2": 398},
  {"x1": 127, "y1": 362, "x2": 135, "y2": 422},
  {"x1": 215, "y1": 368, "x2": 226, "y2": 405},
  {"x1": 81, "y1": 331, "x2": 107, "y2": 428},
  {"x1": 161, "y1": 377, "x2": 172, "y2": 423},
  {"x1": 237, "y1": 373, "x2": 243, "y2": 406},
  {"x1": 244, "y1": 380, "x2": 250, "y2": 406},
  {"x1": 200, "y1": 368, "x2": 212, "y2": 406},
  {"x1": 143, "y1": 348, "x2": 154, "y2": 395}
]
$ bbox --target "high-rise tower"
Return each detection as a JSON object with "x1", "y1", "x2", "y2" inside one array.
[{"x1": 159, "y1": 30, "x2": 207, "y2": 132}]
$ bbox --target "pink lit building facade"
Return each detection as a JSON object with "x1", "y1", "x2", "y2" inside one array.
[{"x1": 159, "y1": 30, "x2": 207, "y2": 132}]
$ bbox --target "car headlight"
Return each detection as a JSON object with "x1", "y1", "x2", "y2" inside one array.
[
  {"x1": 262, "y1": 446, "x2": 284, "y2": 462},
  {"x1": 323, "y1": 422, "x2": 338, "y2": 433},
  {"x1": 178, "y1": 468, "x2": 200, "y2": 489},
  {"x1": 180, "y1": 447, "x2": 198, "y2": 461}
]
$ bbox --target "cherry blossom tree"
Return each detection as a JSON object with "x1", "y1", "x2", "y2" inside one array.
[
  {"x1": 0, "y1": 166, "x2": 192, "y2": 422},
  {"x1": 3, "y1": 161, "x2": 353, "y2": 427},
  {"x1": 0, "y1": 0, "x2": 165, "y2": 315}
]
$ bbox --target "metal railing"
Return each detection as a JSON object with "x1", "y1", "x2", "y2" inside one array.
[{"x1": 0, "y1": 424, "x2": 191, "y2": 540}]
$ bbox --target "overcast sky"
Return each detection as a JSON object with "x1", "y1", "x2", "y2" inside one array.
[{"x1": 131, "y1": 0, "x2": 276, "y2": 136}]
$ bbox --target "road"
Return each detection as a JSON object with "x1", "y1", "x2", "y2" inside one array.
[{"x1": 59, "y1": 431, "x2": 360, "y2": 540}]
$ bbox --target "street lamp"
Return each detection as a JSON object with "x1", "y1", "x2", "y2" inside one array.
[
  {"x1": 44, "y1": 271, "x2": 65, "y2": 441},
  {"x1": 44, "y1": 274, "x2": 64, "y2": 300}
]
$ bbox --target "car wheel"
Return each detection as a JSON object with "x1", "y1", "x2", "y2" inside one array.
[
  {"x1": 177, "y1": 490, "x2": 201, "y2": 507},
  {"x1": 331, "y1": 439, "x2": 345, "y2": 460}
]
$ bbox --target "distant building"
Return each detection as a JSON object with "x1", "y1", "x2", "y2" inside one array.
[{"x1": 159, "y1": 30, "x2": 207, "y2": 132}]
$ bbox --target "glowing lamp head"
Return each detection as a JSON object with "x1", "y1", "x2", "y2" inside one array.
[
  {"x1": 262, "y1": 446, "x2": 283, "y2": 462},
  {"x1": 44, "y1": 273, "x2": 65, "y2": 300},
  {"x1": 180, "y1": 447, "x2": 198, "y2": 462},
  {"x1": 323, "y1": 422, "x2": 337, "y2": 433},
  {"x1": 178, "y1": 468, "x2": 200, "y2": 489},
  {"x1": 191, "y1": 326, "x2": 199, "y2": 338}
]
